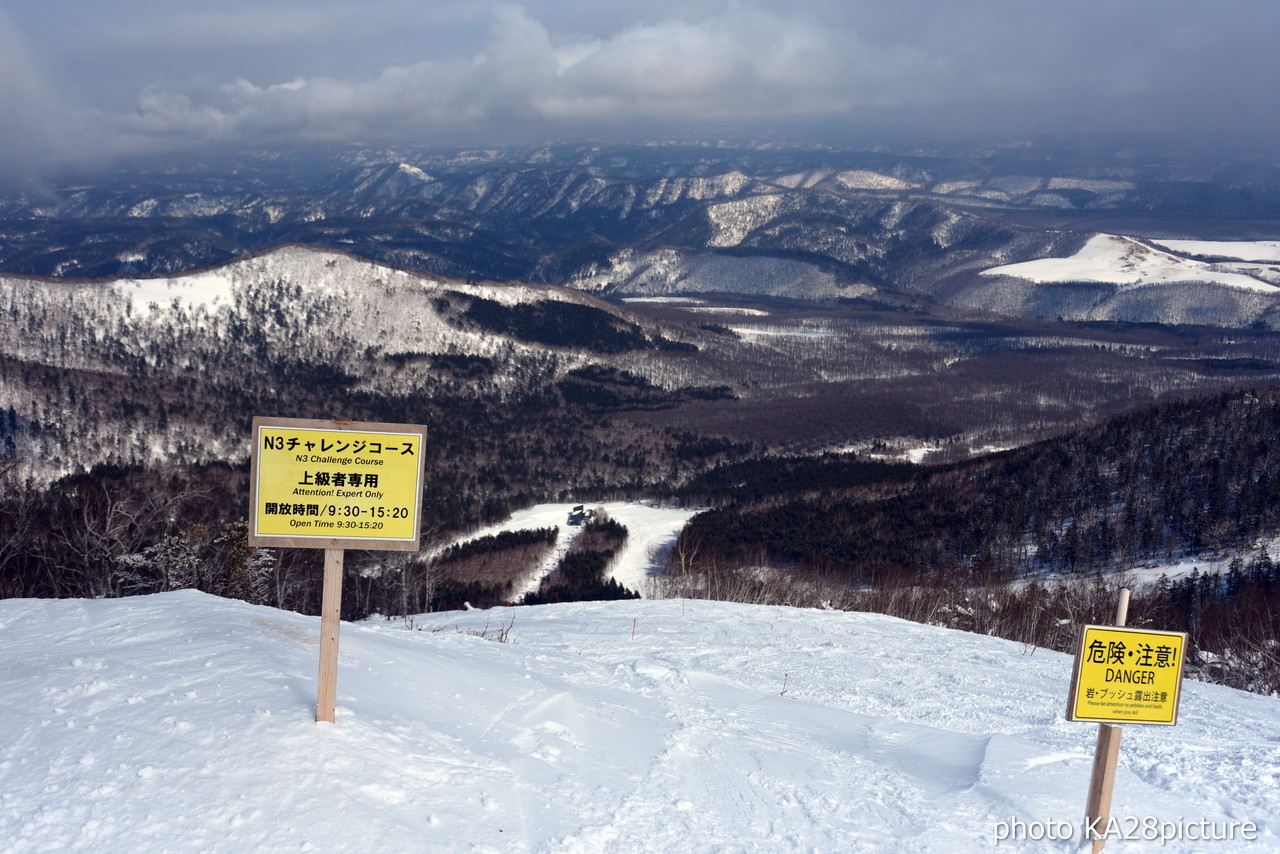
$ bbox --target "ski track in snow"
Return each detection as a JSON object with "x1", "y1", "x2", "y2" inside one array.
[{"x1": 1, "y1": 591, "x2": 1277, "y2": 853}]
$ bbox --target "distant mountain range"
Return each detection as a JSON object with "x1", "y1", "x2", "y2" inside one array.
[
  {"x1": 5, "y1": 141, "x2": 1278, "y2": 688},
  {"x1": 4, "y1": 139, "x2": 1280, "y2": 328}
]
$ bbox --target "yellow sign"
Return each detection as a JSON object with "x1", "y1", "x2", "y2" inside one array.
[
  {"x1": 248, "y1": 417, "x2": 427, "y2": 551},
  {"x1": 1067, "y1": 625, "x2": 1187, "y2": 725}
]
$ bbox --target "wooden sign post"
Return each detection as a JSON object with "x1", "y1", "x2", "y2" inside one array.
[
  {"x1": 248, "y1": 416, "x2": 428, "y2": 724},
  {"x1": 1066, "y1": 588, "x2": 1188, "y2": 852},
  {"x1": 316, "y1": 548, "x2": 345, "y2": 723},
  {"x1": 1085, "y1": 588, "x2": 1128, "y2": 854}
]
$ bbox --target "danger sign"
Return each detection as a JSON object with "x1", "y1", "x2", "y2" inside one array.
[{"x1": 1067, "y1": 625, "x2": 1187, "y2": 725}]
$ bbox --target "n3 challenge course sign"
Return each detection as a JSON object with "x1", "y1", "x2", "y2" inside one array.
[{"x1": 249, "y1": 416, "x2": 427, "y2": 551}]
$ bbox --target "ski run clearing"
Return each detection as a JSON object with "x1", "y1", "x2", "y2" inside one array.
[
  {"x1": 2, "y1": 592, "x2": 1276, "y2": 853},
  {"x1": 432, "y1": 502, "x2": 701, "y2": 599}
]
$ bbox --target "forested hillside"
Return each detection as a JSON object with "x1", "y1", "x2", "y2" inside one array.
[
  {"x1": 679, "y1": 387, "x2": 1280, "y2": 582},
  {"x1": 667, "y1": 388, "x2": 1280, "y2": 693}
]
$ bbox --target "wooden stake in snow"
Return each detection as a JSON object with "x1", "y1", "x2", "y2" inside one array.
[
  {"x1": 316, "y1": 549, "x2": 344, "y2": 723},
  {"x1": 1067, "y1": 587, "x2": 1188, "y2": 852},
  {"x1": 1083, "y1": 588, "x2": 1129, "y2": 853}
]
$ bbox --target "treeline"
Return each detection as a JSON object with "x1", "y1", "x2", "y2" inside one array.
[
  {"x1": 428, "y1": 527, "x2": 559, "y2": 611},
  {"x1": 455, "y1": 295, "x2": 652, "y2": 353},
  {"x1": 1145, "y1": 552, "x2": 1280, "y2": 693},
  {"x1": 661, "y1": 387, "x2": 1280, "y2": 695},
  {"x1": 678, "y1": 387, "x2": 1280, "y2": 583},
  {"x1": 677, "y1": 453, "x2": 917, "y2": 503},
  {"x1": 557, "y1": 365, "x2": 733, "y2": 412},
  {"x1": 435, "y1": 527, "x2": 558, "y2": 565},
  {"x1": 0, "y1": 454, "x2": 643, "y2": 618},
  {"x1": 0, "y1": 459, "x2": 400, "y2": 618}
]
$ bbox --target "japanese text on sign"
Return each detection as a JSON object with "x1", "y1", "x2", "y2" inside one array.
[
  {"x1": 1067, "y1": 625, "x2": 1187, "y2": 725},
  {"x1": 249, "y1": 417, "x2": 427, "y2": 551}
]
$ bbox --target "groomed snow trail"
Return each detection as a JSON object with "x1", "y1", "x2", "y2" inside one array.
[{"x1": 434, "y1": 502, "x2": 701, "y2": 598}]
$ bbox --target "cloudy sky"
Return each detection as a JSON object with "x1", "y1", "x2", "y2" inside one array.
[{"x1": 2, "y1": 0, "x2": 1277, "y2": 180}]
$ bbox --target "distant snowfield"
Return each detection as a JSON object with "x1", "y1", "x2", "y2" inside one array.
[
  {"x1": 982, "y1": 234, "x2": 1280, "y2": 294},
  {"x1": 2, "y1": 592, "x2": 1276, "y2": 853},
  {"x1": 687, "y1": 306, "x2": 770, "y2": 316},
  {"x1": 121, "y1": 269, "x2": 238, "y2": 314},
  {"x1": 437, "y1": 502, "x2": 701, "y2": 598},
  {"x1": 730, "y1": 326, "x2": 833, "y2": 340},
  {"x1": 619, "y1": 296, "x2": 706, "y2": 305}
]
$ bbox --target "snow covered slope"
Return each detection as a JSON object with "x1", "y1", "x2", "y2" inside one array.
[
  {"x1": 982, "y1": 234, "x2": 1280, "y2": 294},
  {"x1": 2, "y1": 592, "x2": 1276, "y2": 853},
  {"x1": 968, "y1": 234, "x2": 1280, "y2": 327}
]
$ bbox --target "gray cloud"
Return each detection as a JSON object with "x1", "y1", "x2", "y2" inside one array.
[
  {"x1": 109, "y1": 5, "x2": 931, "y2": 145},
  {"x1": 0, "y1": 10, "x2": 90, "y2": 185},
  {"x1": 3, "y1": 0, "x2": 1279, "y2": 176}
]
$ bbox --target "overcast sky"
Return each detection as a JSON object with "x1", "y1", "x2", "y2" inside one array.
[{"x1": 2, "y1": 0, "x2": 1278, "y2": 181}]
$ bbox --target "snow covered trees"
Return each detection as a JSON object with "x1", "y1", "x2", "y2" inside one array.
[{"x1": 114, "y1": 519, "x2": 274, "y2": 604}]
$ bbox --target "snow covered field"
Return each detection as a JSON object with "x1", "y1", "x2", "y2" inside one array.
[
  {"x1": 2, "y1": 592, "x2": 1276, "y2": 853},
  {"x1": 982, "y1": 234, "x2": 1280, "y2": 294}
]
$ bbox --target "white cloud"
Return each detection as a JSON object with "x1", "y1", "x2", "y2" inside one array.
[
  {"x1": 5, "y1": 0, "x2": 1280, "y2": 169},
  {"x1": 112, "y1": 4, "x2": 928, "y2": 146}
]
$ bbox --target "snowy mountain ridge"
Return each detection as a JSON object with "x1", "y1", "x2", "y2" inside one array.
[
  {"x1": 6, "y1": 141, "x2": 1280, "y2": 329},
  {"x1": 0, "y1": 244, "x2": 694, "y2": 483},
  {"x1": 962, "y1": 234, "x2": 1280, "y2": 328},
  {"x1": 0, "y1": 242, "x2": 654, "y2": 370}
]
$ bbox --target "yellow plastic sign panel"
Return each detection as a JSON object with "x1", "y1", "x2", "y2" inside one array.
[
  {"x1": 249, "y1": 416, "x2": 427, "y2": 551},
  {"x1": 1067, "y1": 625, "x2": 1187, "y2": 725}
]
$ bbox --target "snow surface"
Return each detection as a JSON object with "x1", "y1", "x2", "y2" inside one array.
[
  {"x1": 2, "y1": 592, "x2": 1276, "y2": 853},
  {"x1": 982, "y1": 234, "x2": 1280, "y2": 294},
  {"x1": 619, "y1": 297, "x2": 707, "y2": 305},
  {"x1": 121, "y1": 270, "x2": 238, "y2": 315},
  {"x1": 687, "y1": 307, "x2": 769, "y2": 316},
  {"x1": 730, "y1": 326, "x2": 834, "y2": 340}
]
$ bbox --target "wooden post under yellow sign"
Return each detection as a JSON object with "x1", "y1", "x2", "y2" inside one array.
[
  {"x1": 1067, "y1": 588, "x2": 1188, "y2": 852},
  {"x1": 316, "y1": 549, "x2": 344, "y2": 723},
  {"x1": 248, "y1": 416, "x2": 428, "y2": 724},
  {"x1": 1084, "y1": 588, "x2": 1128, "y2": 854}
]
